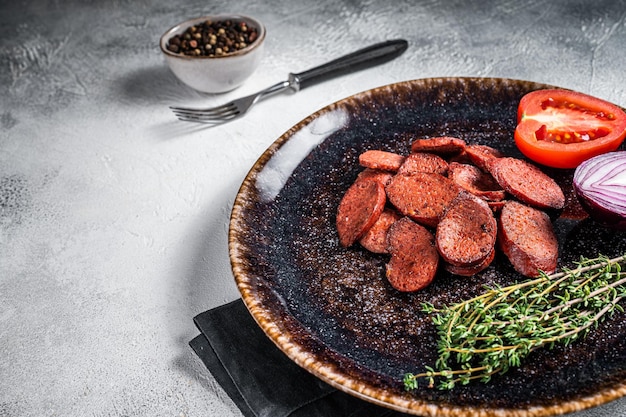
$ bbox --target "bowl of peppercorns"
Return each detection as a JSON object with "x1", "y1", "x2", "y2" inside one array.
[{"x1": 160, "y1": 15, "x2": 265, "y2": 93}]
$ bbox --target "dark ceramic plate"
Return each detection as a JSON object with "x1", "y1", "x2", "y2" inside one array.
[{"x1": 229, "y1": 77, "x2": 626, "y2": 416}]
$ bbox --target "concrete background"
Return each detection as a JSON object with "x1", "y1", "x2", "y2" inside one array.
[{"x1": 2, "y1": 0, "x2": 626, "y2": 416}]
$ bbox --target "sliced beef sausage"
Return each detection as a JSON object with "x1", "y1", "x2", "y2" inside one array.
[
  {"x1": 386, "y1": 217, "x2": 439, "y2": 292},
  {"x1": 336, "y1": 178, "x2": 386, "y2": 247},
  {"x1": 488, "y1": 157, "x2": 565, "y2": 210},
  {"x1": 397, "y1": 152, "x2": 449, "y2": 176},
  {"x1": 448, "y1": 162, "x2": 506, "y2": 201},
  {"x1": 498, "y1": 200, "x2": 559, "y2": 277},
  {"x1": 359, "y1": 150, "x2": 406, "y2": 172},
  {"x1": 436, "y1": 191, "x2": 497, "y2": 268},
  {"x1": 410, "y1": 136, "x2": 467, "y2": 155},
  {"x1": 358, "y1": 209, "x2": 401, "y2": 254},
  {"x1": 463, "y1": 144, "x2": 504, "y2": 171},
  {"x1": 386, "y1": 172, "x2": 461, "y2": 228},
  {"x1": 357, "y1": 168, "x2": 394, "y2": 187},
  {"x1": 445, "y1": 247, "x2": 495, "y2": 277}
]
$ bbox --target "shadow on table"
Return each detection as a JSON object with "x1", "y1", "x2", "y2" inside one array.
[
  {"x1": 147, "y1": 118, "x2": 217, "y2": 141},
  {"x1": 116, "y1": 65, "x2": 208, "y2": 106},
  {"x1": 116, "y1": 65, "x2": 229, "y2": 140},
  {"x1": 168, "y1": 182, "x2": 243, "y2": 396}
]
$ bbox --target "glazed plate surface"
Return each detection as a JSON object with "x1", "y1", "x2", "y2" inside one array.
[{"x1": 229, "y1": 77, "x2": 626, "y2": 416}]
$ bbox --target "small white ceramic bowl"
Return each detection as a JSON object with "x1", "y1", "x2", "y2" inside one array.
[{"x1": 160, "y1": 15, "x2": 265, "y2": 93}]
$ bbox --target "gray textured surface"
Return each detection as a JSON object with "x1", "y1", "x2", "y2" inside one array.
[{"x1": 1, "y1": 0, "x2": 626, "y2": 416}]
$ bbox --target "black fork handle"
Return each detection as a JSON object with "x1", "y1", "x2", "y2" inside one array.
[{"x1": 288, "y1": 39, "x2": 409, "y2": 91}]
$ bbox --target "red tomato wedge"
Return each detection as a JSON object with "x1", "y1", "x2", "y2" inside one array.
[{"x1": 514, "y1": 89, "x2": 626, "y2": 169}]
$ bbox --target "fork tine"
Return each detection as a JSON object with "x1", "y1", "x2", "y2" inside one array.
[
  {"x1": 171, "y1": 80, "x2": 292, "y2": 124},
  {"x1": 171, "y1": 105, "x2": 238, "y2": 118},
  {"x1": 169, "y1": 103, "x2": 237, "y2": 116},
  {"x1": 174, "y1": 110, "x2": 242, "y2": 124},
  {"x1": 172, "y1": 109, "x2": 240, "y2": 123},
  {"x1": 174, "y1": 116, "x2": 228, "y2": 125}
]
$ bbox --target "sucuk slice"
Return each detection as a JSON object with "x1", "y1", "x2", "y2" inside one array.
[
  {"x1": 488, "y1": 157, "x2": 565, "y2": 210},
  {"x1": 386, "y1": 172, "x2": 461, "y2": 228},
  {"x1": 410, "y1": 136, "x2": 467, "y2": 155},
  {"x1": 397, "y1": 152, "x2": 449, "y2": 176},
  {"x1": 336, "y1": 178, "x2": 386, "y2": 247},
  {"x1": 386, "y1": 217, "x2": 439, "y2": 292},
  {"x1": 436, "y1": 191, "x2": 497, "y2": 267},
  {"x1": 498, "y1": 200, "x2": 559, "y2": 277},
  {"x1": 444, "y1": 247, "x2": 495, "y2": 277},
  {"x1": 487, "y1": 200, "x2": 506, "y2": 213},
  {"x1": 359, "y1": 150, "x2": 406, "y2": 172},
  {"x1": 464, "y1": 144, "x2": 504, "y2": 171},
  {"x1": 357, "y1": 168, "x2": 394, "y2": 187},
  {"x1": 448, "y1": 162, "x2": 506, "y2": 201},
  {"x1": 358, "y1": 209, "x2": 402, "y2": 253}
]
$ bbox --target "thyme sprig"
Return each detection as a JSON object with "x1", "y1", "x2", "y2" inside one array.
[{"x1": 404, "y1": 254, "x2": 626, "y2": 391}]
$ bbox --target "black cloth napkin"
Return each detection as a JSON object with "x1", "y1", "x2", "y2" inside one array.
[{"x1": 190, "y1": 299, "x2": 414, "y2": 417}]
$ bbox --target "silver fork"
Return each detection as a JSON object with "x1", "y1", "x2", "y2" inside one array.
[{"x1": 170, "y1": 39, "x2": 408, "y2": 125}]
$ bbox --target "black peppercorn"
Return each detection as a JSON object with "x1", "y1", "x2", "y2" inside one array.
[{"x1": 166, "y1": 19, "x2": 259, "y2": 57}]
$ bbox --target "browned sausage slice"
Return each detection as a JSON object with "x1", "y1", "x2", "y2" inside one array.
[
  {"x1": 359, "y1": 150, "x2": 406, "y2": 172},
  {"x1": 336, "y1": 178, "x2": 386, "y2": 247},
  {"x1": 444, "y1": 247, "x2": 495, "y2": 276},
  {"x1": 498, "y1": 200, "x2": 559, "y2": 277},
  {"x1": 357, "y1": 168, "x2": 394, "y2": 187},
  {"x1": 386, "y1": 217, "x2": 439, "y2": 292},
  {"x1": 436, "y1": 191, "x2": 497, "y2": 267},
  {"x1": 487, "y1": 157, "x2": 565, "y2": 210},
  {"x1": 487, "y1": 200, "x2": 506, "y2": 213},
  {"x1": 397, "y1": 152, "x2": 449, "y2": 176},
  {"x1": 410, "y1": 136, "x2": 466, "y2": 155},
  {"x1": 448, "y1": 162, "x2": 506, "y2": 201},
  {"x1": 358, "y1": 209, "x2": 402, "y2": 253},
  {"x1": 386, "y1": 172, "x2": 461, "y2": 228},
  {"x1": 464, "y1": 144, "x2": 504, "y2": 171}
]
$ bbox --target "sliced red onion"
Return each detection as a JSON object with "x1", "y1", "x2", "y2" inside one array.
[{"x1": 573, "y1": 151, "x2": 626, "y2": 230}]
